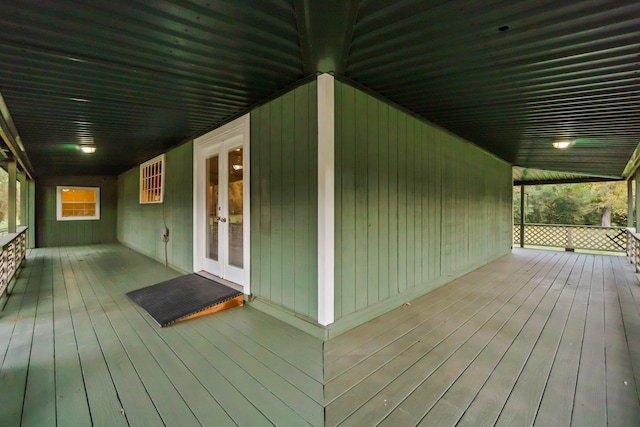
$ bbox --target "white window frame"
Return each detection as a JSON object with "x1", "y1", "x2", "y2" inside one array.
[
  {"x1": 56, "y1": 186, "x2": 100, "y2": 221},
  {"x1": 139, "y1": 153, "x2": 165, "y2": 204}
]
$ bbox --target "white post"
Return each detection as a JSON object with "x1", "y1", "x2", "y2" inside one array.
[
  {"x1": 7, "y1": 160, "x2": 16, "y2": 233},
  {"x1": 317, "y1": 73, "x2": 335, "y2": 326}
]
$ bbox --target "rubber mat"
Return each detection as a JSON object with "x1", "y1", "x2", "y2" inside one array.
[{"x1": 126, "y1": 274, "x2": 242, "y2": 327}]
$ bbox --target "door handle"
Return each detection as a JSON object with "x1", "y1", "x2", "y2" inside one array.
[{"x1": 216, "y1": 217, "x2": 227, "y2": 223}]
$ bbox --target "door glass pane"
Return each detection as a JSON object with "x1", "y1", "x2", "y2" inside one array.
[
  {"x1": 228, "y1": 148, "x2": 243, "y2": 268},
  {"x1": 206, "y1": 156, "x2": 219, "y2": 261}
]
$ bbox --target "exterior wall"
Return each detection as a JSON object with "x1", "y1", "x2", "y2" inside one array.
[
  {"x1": 250, "y1": 80, "x2": 319, "y2": 320},
  {"x1": 36, "y1": 176, "x2": 117, "y2": 247},
  {"x1": 334, "y1": 81, "x2": 512, "y2": 322},
  {"x1": 117, "y1": 141, "x2": 193, "y2": 272}
]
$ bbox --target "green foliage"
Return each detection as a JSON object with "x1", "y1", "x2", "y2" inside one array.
[
  {"x1": 0, "y1": 167, "x2": 22, "y2": 230},
  {"x1": 513, "y1": 181, "x2": 628, "y2": 226}
]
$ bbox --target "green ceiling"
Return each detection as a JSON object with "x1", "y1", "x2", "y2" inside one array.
[{"x1": 0, "y1": 0, "x2": 639, "y2": 182}]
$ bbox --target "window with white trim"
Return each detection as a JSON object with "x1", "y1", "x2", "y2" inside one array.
[
  {"x1": 140, "y1": 154, "x2": 165, "y2": 204},
  {"x1": 56, "y1": 186, "x2": 100, "y2": 221}
]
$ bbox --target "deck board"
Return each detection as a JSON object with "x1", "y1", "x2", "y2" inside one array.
[
  {"x1": 75, "y1": 245, "x2": 313, "y2": 427},
  {"x1": 613, "y1": 256, "x2": 640, "y2": 405},
  {"x1": 68, "y1": 250, "x2": 196, "y2": 427},
  {"x1": 325, "y1": 251, "x2": 545, "y2": 383},
  {"x1": 385, "y1": 252, "x2": 580, "y2": 427},
  {"x1": 1, "y1": 244, "x2": 323, "y2": 427},
  {"x1": 327, "y1": 249, "x2": 640, "y2": 427},
  {"x1": 324, "y1": 250, "x2": 547, "y2": 365},
  {"x1": 325, "y1": 251, "x2": 553, "y2": 405},
  {"x1": 378, "y1": 252, "x2": 572, "y2": 427},
  {"x1": 22, "y1": 250, "x2": 56, "y2": 427},
  {"x1": 492, "y1": 253, "x2": 581, "y2": 426},
  {"x1": 50, "y1": 248, "x2": 93, "y2": 427},
  {"x1": 3, "y1": 245, "x2": 640, "y2": 426},
  {"x1": 603, "y1": 256, "x2": 640, "y2": 427},
  {"x1": 328, "y1": 252, "x2": 567, "y2": 425},
  {"x1": 0, "y1": 251, "x2": 45, "y2": 427},
  {"x1": 571, "y1": 255, "x2": 607, "y2": 426}
]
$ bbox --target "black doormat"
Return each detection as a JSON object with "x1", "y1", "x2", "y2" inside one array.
[{"x1": 126, "y1": 274, "x2": 242, "y2": 327}]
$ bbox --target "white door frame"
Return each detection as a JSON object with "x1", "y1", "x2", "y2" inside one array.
[{"x1": 193, "y1": 114, "x2": 250, "y2": 294}]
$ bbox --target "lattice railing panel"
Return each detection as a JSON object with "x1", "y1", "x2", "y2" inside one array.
[
  {"x1": 0, "y1": 227, "x2": 28, "y2": 304},
  {"x1": 513, "y1": 224, "x2": 627, "y2": 252}
]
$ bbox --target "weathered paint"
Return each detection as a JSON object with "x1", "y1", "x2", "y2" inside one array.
[
  {"x1": 35, "y1": 176, "x2": 117, "y2": 247},
  {"x1": 334, "y1": 81, "x2": 512, "y2": 322},
  {"x1": 250, "y1": 80, "x2": 319, "y2": 320},
  {"x1": 117, "y1": 141, "x2": 193, "y2": 272}
]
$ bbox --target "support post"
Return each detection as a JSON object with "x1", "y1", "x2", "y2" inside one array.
[
  {"x1": 18, "y1": 172, "x2": 26, "y2": 226},
  {"x1": 636, "y1": 172, "x2": 640, "y2": 232},
  {"x1": 317, "y1": 73, "x2": 335, "y2": 326},
  {"x1": 519, "y1": 184, "x2": 525, "y2": 247},
  {"x1": 7, "y1": 160, "x2": 16, "y2": 233},
  {"x1": 629, "y1": 177, "x2": 635, "y2": 228},
  {"x1": 27, "y1": 179, "x2": 35, "y2": 248}
]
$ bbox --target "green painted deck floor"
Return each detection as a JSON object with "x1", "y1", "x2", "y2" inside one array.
[
  {"x1": 325, "y1": 248, "x2": 640, "y2": 426},
  {"x1": 2, "y1": 246, "x2": 640, "y2": 426},
  {"x1": 0, "y1": 245, "x2": 323, "y2": 427}
]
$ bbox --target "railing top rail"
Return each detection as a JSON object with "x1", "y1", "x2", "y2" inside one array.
[
  {"x1": 522, "y1": 223, "x2": 627, "y2": 230},
  {"x1": 0, "y1": 226, "x2": 28, "y2": 249},
  {"x1": 627, "y1": 230, "x2": 640, "y2": 241}
]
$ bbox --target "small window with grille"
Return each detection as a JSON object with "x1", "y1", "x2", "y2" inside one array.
[
  {"x1": 140, "y1": 154, "x2": 165, "y2": 204},
  {"x1": 56, "y1": 186, "x2": 100, "y2": 221}
]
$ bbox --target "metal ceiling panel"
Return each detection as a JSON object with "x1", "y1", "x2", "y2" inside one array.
[
  {"x1": 0, "y1": 0, "x2": 303, "y2": 176},
  {"x1": 346, "y1": 0, "x2": 640, "y2": 179},
  {"x1": 0, "y1": 0, "x2": 639, "y2": 182}
]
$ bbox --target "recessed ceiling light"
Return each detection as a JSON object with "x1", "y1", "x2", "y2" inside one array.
[
  {"x1": 80, "y1": 144, "x2": 96, "y2": 153},
  {"x1": 552, "y1": 140, "x2": 573, "y2": 149}
]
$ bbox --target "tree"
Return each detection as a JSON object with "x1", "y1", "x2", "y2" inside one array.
[
  {"x1": 588, "y1": 181, "x2": 627, "y2": 226},
  {"x1": 513, "y1": 181, "x2": 627, "y2": 226}
]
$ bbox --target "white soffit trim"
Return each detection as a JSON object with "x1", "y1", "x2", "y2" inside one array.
[{"x1": 317, "y1": 73, "x2": 335, "y2": 326}]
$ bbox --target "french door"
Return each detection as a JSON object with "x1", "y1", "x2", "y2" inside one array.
[{"x1": 194, "y1": 115, "x2": 250, "y2": 291}]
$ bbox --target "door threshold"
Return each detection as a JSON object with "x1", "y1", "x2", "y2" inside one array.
[{"x1": 196, "y1": 271, "x2": 245, "y2": 294}]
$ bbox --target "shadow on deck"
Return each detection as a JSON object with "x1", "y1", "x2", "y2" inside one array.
[{"x1": 1, "y1": 245, "x2": 640, "y2": 426}]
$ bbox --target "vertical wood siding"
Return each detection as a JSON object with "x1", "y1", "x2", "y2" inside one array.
[
  {"x1": 334, "y1": 82, "x2": 512, "y2": 320},
  {"x1": 250, "y1": 81, "x2": 318, "y2": 320},
  {"x1": 117, "y1": 141, "x2": 193, "y2": 272},
  {"x1": 36, "y1": 176, "x2": 117, "y2": 247}
]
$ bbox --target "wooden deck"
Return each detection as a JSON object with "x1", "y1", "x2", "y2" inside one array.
[
  {"x1": 325, "y1": 248, "x2": 640, "y2": 426},
  {"x1": 0, "y1": 244, "x2": 323, "y2": 427},
  {"x1": 2, "y1": 246, "x2": 640, "y2": 426}
]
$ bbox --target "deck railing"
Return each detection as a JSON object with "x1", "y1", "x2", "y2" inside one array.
[
  {"x1": 626, "y1": 228, "x2": 640, "y2": 271},
  {"x1": 0, "y1": 226, "x2": 27, "y2": 304},
  {"x1": 513, "y1": 224, "x2": 627, "y2": 253}
]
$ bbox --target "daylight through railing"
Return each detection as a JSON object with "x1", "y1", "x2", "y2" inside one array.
[
  {"x1": 513, "y1": 224, "x2": 627, "y2": 253},
  {"x1": 0, "y1": 226, "x2": 27, "y2": 305}
]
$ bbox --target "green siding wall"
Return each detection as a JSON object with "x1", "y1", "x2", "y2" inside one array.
[
  {"x1": 250, "y1": 81, "x2": 319, "y2": 320},
  {"x1": 334, "y1": 82, "x2": 512, "y2": 321},
  {"x1": 36, "y1": 176, "x2": 117, "y2": 247},
  {"x1": 117, "y1": 141, "x2": 193, "y2": 272}
]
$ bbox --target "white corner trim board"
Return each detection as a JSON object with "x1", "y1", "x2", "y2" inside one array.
[{"x1": 317, "y1": 73, "x2": 335, "y2": 326}]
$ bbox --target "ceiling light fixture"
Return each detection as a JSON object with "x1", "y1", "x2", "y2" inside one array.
[
  {"x1": 80, "y1": 144, "x2": 97, "y2": 153},
  {"x1": 552, "y1": 140, "x2": 573, "y2": 149}
]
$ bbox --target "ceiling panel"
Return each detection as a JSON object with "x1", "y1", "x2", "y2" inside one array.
[
  {"x1": 0, "y1": 0, "x2": 303, "y2": 176},
  {"x1": 346, "y1": 0, "x2": 640, "y2": 179},
  {"x1": 0, "y1": 0, "x2": 639, "y2": 183}
]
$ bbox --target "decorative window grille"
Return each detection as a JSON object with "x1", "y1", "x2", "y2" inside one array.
[
  {"x1": 56, "y1": 186, "x2": 100, "y2": 220},
  {"x1": 140, "y1": 154, "x2": 165, "y2": 204}
]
